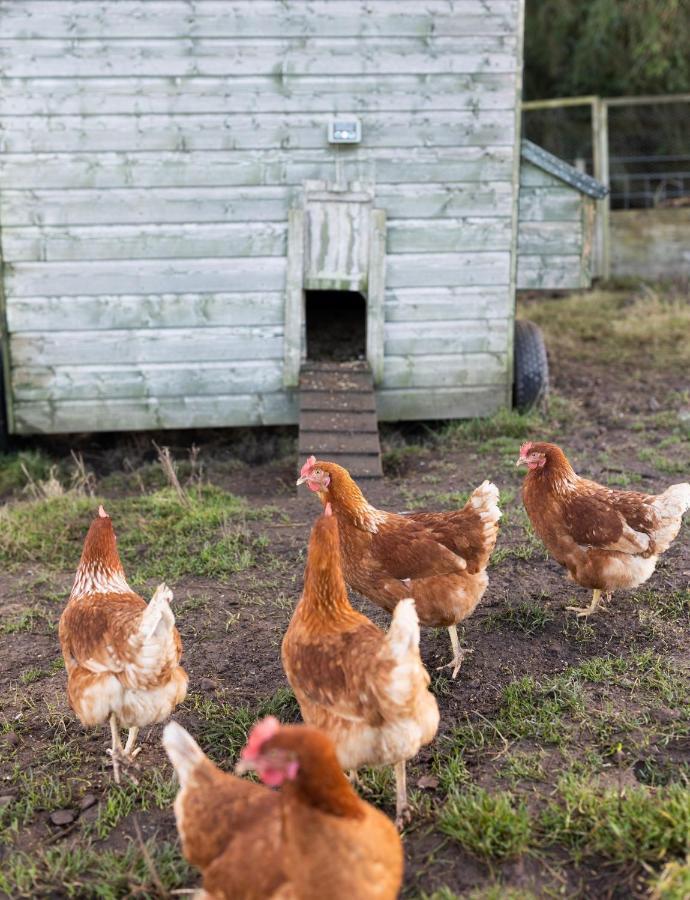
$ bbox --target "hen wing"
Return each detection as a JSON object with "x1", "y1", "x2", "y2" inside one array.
[
  {"x1": 370, "y1": 516, "x2": 467, "y2": 578},
  {"x1": 60, "y1": 584, "x2": 180, "y2": 688},
  {"x1": 563, "y1": 484, "x2": 657, "y2": 555},
  {"x1": 283, "y1": 620, "x2": 396, "y2": 727}
]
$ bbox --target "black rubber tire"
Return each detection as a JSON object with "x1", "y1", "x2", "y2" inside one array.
[{"x1": 513, "y1": 319, "x2": 549, "y2": 413}]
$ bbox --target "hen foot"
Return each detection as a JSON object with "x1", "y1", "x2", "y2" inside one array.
[{"x1": 566, "y1": 589, "x2": 609, "y2": 618}]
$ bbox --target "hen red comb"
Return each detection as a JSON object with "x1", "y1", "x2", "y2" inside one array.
[
  {"x1": 519, "y1": 442, "x2": 533, "y2": 458},
  {"x1": 241, "y1": 716, "x2": 280, "y2": 761},
  {"x1": 300, "y1": 455, "x2": 317, "y2": 478},
  {"x1": 98, "y1": 505, "x2": 108, "y2": 518}
]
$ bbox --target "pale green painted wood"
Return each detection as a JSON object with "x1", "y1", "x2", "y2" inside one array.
[
  {"x1": 383, "y1": 354, "x2": 507, "y2": 389},
  {"x1": 387, "y1": 252, "x2": 510, "y2": 288},
  {"x1": 388, "y1": 218, "x2": 512, "y2": 254},
  {"x1": 377, "y1": 386, "x2": 505, "y2": 421},
  {"x1": 6, "y1": 293, "x2": 284, "y2": 332},
  {"x1": 384, "y1": 320, "x2": 509, "y2": 356},
  {"x1": 10, "y1": 326, "x2": 284, "y2": 367},
  {"x1": 519, "y1": 164, "x2": 568, "y2": 188},
  {"x1": 5, "y1": 258, "x2": 287, "y2": 297},
  {"x1": 283, "y1": 208, "x2": 305, "y2": 388},
  {"x1": 516, "y1": 254, "x2": 584, "y2": 290},
  {"x1": 385, "y1": 287, "x2": 510, "y2": 321},
  {"x1": 13, "y1": 361, "x2": 285, "y2": 402},
  {"x1": 517, "y1": 221, "x2": 582, "y2": 255},
  {"x1": 367, "y1": 208, "x2": 387, "y2": 384},
  {"x1": 0, "y1": 2, "x2": 519, "y2": 40},
  {"x1": 4, "y1": 217, "x2": 515, "y2": 263},
  {"x1": 0, "y1": 183, "x2": 515, "y2": 227},
  {"x1": 0, "y1": 0, "x2": 523, "y2": 431},
  {"x1": 0, "y1": 74, "x2": 518, "y2": 117},
  {"x1": 0, "y1": 37, "x2": 518, "y2": 79},
  {"x1": 0, "y1": 147, "x2": 515, "y2": 190},
  {"x1": 517, "y1": 158, "x2": 593, "y2": 290},
  {"x1": 13, "y1": 392, "x2": 299, "y2": 435},
  {"x1": 2, "y1": 223, "x2": 288, "y2": 263},
  {"x1": 0, "y1": 111, "x2": 515, "y2": 154},
  {"x1": 518, "y1": 187, "x2": 582, "y2": 222}
]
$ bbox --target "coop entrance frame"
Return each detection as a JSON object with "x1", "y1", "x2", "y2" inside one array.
[{"x1": 283, "y1": 181, "x2": 386, "y2": 387}]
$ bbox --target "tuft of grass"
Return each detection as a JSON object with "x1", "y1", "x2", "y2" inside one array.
[
  {"x1": 650, "y1": 853, "x2": 690, "y2": 899},
  {"x1": 0, "y1": 839, "x2": 190, "y2": 899},
  {"x1": 19, "y1": 667, "x2": 45, "y2": 685},
  {"x1": 0, "y1": 485, "x2": 272, "y2": 583},
  {"x1": 0, "y1": 607, "x2": 54, "y2": 636},
  {"x1": 91, "y1": 770, "x2": 177, "y2": 839},
  {"x1": 540, "y1": 775, "x2": 690, "y2": 865},
  {"x1": 634, "y1": 588, "x2": 690, "y2": 623},
  {"x1": 483, "y1": 601, "x2": 552, "y2": 636},
  {"x1": 441, "y1": 406, "x2": 541, "y2": 444},
  {"x1": 0, "y1": 451, "x2": 52, "y2": 497},
  {"x1": 439, "y1": 787, "x2": 533, "y2": 860},
  {"x1": 187, "y1": 686, "x2": 300, "y2": 762}
]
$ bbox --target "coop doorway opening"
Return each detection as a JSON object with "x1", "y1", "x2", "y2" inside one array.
[{"x1": 305, "y1": 290, "x2": 366, "y2": 362}]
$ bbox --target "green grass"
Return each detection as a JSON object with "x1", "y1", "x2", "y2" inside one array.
[
  {"x1": 0, "y1": 839, "x2": 190, "y2": 899},
  {"x1": 634, "y1": 588, "x2": 690, "y2": 622},
  {"x1": 0, "y1": 607, "x2": 54, "y2": 635},
  {"x1": 482, "y1": 601, "x2": 552, "y2": 636},
  {"x1": 0, "y1": 485, "x2": 274, "y2": 583},
  {"x1": 439, "y1": 787, "x2": 533, "y2": 860},
  {"x1": 650, "y1": 854, "x2": 690, "y2": 899},
  {"x1": 541, "y1": 775, "x2": 690, "y2": 865},
  {"x1": 90, "y1": 770, "x2": 177, "y2": 839},
  {"x1": 0, "y1": 450, "x2": 53, "y2": 497},
  {"x1": 187, "y1": 685, "x2": 300, "y2": 762}
]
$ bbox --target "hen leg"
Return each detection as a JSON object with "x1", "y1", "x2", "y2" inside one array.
[
  {"x1": 123, "y1": 726, "x2": 141, "y2": 760},
  {"x1": 567, "y1": 588, "x2": 605, "y2": 618},
  {"x1": 436, "y1": 625, "x2": 473, "y2": 679},
  {"x1": 106, "y1": 713, "x2": 123, "y2": 784},
  {"x1": 394, "y1": 760, "x2": 410, "y2": 830}
]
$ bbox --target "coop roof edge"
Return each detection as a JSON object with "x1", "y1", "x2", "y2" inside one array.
[{"x1": 521, "y1": 139, "x2": 609, "y2": 198}]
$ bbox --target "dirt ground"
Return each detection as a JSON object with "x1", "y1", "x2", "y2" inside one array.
[{"x1": 0, "y1": 286, "x2": 688, "y2": 899}]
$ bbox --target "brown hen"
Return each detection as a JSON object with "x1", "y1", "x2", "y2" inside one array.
[
  {"x1": 59, "y1": 506, "x2": 187, "y2": 780},
  {"x1": 296, "y1": 456, "x2": 501, "y2": 676},
  {"x1": 163, "y1": 716, "x2": 403, "y2": 900},
  {"x1": 282, "y1": 512, "x2": 439, "y2": 827},
  {"x1": 518, "y1": 441, "x2": 690, "y2": 616}
]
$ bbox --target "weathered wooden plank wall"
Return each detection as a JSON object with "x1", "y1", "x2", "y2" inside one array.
[
  {"x1": 516, "y1": 161, "x2": 593, "y2": 290},
  {"x1": 610, "y1": 208, "x2": 690, "y2": 280},
  {"x1": 0, "y1": 0, "x2": 524, "y2": 433}
]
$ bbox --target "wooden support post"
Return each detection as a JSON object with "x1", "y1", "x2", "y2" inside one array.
[
  {"x1": 283, "y1": 208, "x2": 305, "y2": 388},
  {"x1": 366, "y1": 208, "x2": 386, "y2": 385},
  {"x1": 592, "y1": 97, "x2": 610, "y2": 280}
]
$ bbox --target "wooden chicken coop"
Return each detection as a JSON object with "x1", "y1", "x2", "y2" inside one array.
[{"x1": 0, "y1": 1, "x2": 605, "y2": 459}]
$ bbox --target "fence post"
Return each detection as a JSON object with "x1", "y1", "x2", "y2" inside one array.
[{"x1": 592, "y1": 97, "x2": 610, "y2": 279}]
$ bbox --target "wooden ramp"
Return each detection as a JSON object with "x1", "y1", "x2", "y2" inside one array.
[{"x1": 298, "y1": 361, "x2": 383, "y2": 479}]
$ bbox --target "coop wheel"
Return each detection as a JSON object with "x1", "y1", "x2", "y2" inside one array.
[{"x1": 513, "y1": 319, "x2": 549, "y2": 413}]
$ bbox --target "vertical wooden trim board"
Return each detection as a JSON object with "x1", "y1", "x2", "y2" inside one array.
[
  {"x1": 284, "y1": 208, "x2": 305, "y2": 388},
  {"x1": 367, "y1": 208, "x2": 386, "y2": 384}
]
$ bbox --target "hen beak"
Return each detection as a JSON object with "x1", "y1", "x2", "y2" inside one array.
[
  {"x1": 515, "y1": 456, "x2": 528, "y2": 467},
  {"x1": 234, "y1": 758, "x2": 254, "y2": 776},
  {"x1": 296, "y1": 474, "x2": 309, "y2": 486}
]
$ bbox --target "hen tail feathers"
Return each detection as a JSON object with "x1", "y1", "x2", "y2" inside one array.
[
  {"x1": 163, "y1": 721, "x2": 205, "y2": 787},
  {"x1": 140, "y1": 582, "x2": 175, "y2": 641},
  {"x1": 467, "y1": 480, "x2": 502, "y2": 523},
  {"x1": 655, "y1": 482, "x2": 690, "y2": 518},
  {"x1": 386, "y1": 598, "x2": 420, "y2": 661}
]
